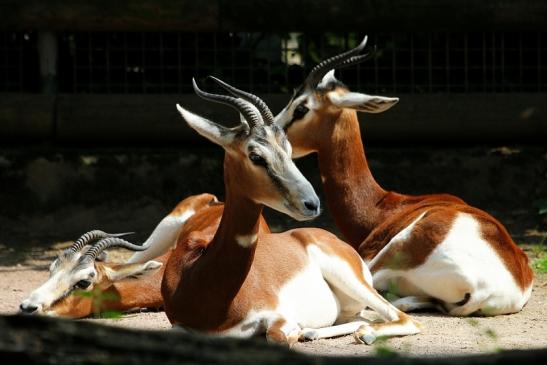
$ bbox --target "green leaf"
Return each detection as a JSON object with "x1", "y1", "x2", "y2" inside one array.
[
  {"x1": 100, "y1": 310, "x2": 123, "y2": 319},
  {"x1": 374, "y1": 346, "x2": 398, "y2": 358},
  {"x1": 532, "y1": 257, "x2": 547, "y2": 274},
  {"x1": 73, "y1": 289, "x2": 93, "y2": 298}
]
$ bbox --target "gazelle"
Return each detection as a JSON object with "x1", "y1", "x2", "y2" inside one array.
[
  {"x1": 264, "y1": 36, "x2": 533, "y2": 316},
  {"x1": 161, "y1": 79, "x2": 421, "y2": 346},
  {"x1": 19, "y1": 193, "x2": 216, "y2": 318}
]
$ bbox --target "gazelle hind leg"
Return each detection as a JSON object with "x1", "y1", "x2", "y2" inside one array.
[{"x1": 308, "y1": 245, "x2": 421, "y2": 344}]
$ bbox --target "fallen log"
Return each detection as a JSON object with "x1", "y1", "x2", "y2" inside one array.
[{"x1": 0, "y1": 315, "x2": 545, "y2": 365}]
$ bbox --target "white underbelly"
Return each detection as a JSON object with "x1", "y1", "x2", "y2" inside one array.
[{"x1": 276, "y1": 261, "x2": 340, "y2": 328}]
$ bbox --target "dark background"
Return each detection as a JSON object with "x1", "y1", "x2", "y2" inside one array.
[{"x1": 0, "y1": 0, "x2": 546, "y2": 248}]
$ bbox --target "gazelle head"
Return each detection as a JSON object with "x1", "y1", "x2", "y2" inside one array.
[
  {"x1": 176, "y1": 79, "x2": 320, "y2": 221},
  {"x1": 19, "y1": 230, "x2": 162, "y2": 317},
  {"x1": 274, "y1": 36, "x2": 400, "y2": 157}
]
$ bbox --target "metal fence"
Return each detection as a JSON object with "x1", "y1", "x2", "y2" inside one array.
[{"x1": 2, "y1": 31, "x2": 546, "y2": 94}]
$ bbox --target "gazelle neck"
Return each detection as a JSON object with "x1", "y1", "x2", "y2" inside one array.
[
  {"x1": 206, "y1": 154, "x2": 263, "y2": 294},
  {"x1": 317, "y1": 109, "x2": 387, "y2": 247}
]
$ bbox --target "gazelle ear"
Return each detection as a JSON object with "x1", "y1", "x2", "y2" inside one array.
[
  {"x1": 176, "y1": 104, "x2": 236, "y2": 146},
  {"x1": 317, "y1": 69, "x2": 338, "y2": 88},
  {"x1": 104, "y1": 260, "x2": 163, "y2": 282},
  {"x1": 327, "y1": 92, "x2": 399, "y2": 113}
]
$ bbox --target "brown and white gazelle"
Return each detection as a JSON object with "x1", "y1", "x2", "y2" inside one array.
[
  {"x1": 160, "y1": 79, "x2": 421, "y2": 346},
  {"x1": 19, "y1": 231, "x2": 162, "y2": 317},
  {"x1": 265, "y1": 36, "x2": 534, "y2": 316},
  {"x1": 19, "y1": 193, "x2": 217, "y2": 317}
]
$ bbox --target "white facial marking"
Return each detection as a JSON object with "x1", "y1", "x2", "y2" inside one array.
[{"x1": 235, "y1": 233, "x2": 258, "y2": 248}]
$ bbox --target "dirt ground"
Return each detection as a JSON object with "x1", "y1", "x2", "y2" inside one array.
[
  {"x1": 1, "y1": 146, "x2": 546, "y2": 357},
  {"x1": 1, "y1": 241, "x2": 546, "y2": 358}
]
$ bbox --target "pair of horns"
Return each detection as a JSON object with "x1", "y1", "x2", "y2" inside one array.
[
  {"x1": 192, "y1": 77, "x2": 274, "y2": 129},
  {"x1": 191, "y1": 35, "x2": 372, "y2": 124},
  {"x1": 305, "y1": 35, "x2": 373, "y2": 88},
  {"x1": 66, "y1": 230, "x2": 147, "y2": 261}
]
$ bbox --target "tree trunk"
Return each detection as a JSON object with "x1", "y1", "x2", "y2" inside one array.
[{"x1": 0, "y1": 315, "x2": 545, "y2": 365}]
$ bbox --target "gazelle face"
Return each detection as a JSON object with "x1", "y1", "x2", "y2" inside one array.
[
  {"x1": 19, "y1": 249, "x2": 161, "y2": 317},
  {"x1": 229, "y1": 123, "x2": 320, "y2": 221},
  {"x1": 177, "y1": 81, "x2": 321, "y2": 221},
  {"x1": 275, "y1": 70, "x2": 399, "y2": 158}
]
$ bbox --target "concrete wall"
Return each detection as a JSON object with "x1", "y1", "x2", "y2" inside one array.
[
  {"x1": 1, "y1": 93, "x2": 545, "y2": 144},
  {"x1": 2, "y1": 0, "x2": 547, "y2": 31}
]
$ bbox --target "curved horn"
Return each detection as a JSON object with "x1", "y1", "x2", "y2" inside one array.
[
  {"x1": 192, "y1": 78, "x2": 262, "y2": 128},
  {"x1": 305, "y1": 36, "x2": 369, "y2": 88},
  {"x1": 67, "y1": 230, "x2": 134, "y2": 253},
  {"x1": 207, "y1": 76, "x2": 275, "y2": 125},
  {"x1": 83, "y1": 237, "x2": 147, "y2": 261},
  {"x1": 335, "y1": 49, "x2": 375, "y2": 70}
]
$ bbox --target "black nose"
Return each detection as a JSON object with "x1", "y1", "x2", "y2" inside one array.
[
  {"x1": 304, "y1": 199, "x2": 319, "y2": 212},
  {"x1": 20, "y1": 303, "x2": 39, "y2": 314}
]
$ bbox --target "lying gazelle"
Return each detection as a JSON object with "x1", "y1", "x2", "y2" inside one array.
[
  {"x1": 161, "y1": 80, "x2": 421, "y2": 345},
  {"x1": 262, "y1": 36, "x2": 533, "y2": 316},
  {"x1": 19, "y1": 193, "x2": 217, "y2": 317}
]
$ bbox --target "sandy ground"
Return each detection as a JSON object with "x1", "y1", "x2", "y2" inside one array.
[{"x1": 1, "y1": 241, "x2": 546, "y2": 357}]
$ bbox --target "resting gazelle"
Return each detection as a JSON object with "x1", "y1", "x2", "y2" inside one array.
[{"x1": 160, "y1": 80, "x2": 421, "y2": 345}]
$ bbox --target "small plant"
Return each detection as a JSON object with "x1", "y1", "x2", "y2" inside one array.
[
  {"x1": 372, "y1": 336, "x2": 399, "y2": 358},
  {"x1": 74, "y1": 288, "x2": 122, "y2": 319},
  {"x1": 530, "y1": 237, "x2": 547, "y2": 274},
  {"x1": 535, "y1": 198, "x2": 547, "y2": 215},
  {"x1": 465, "y1": 318, "x2": 502, "y2": 352}
]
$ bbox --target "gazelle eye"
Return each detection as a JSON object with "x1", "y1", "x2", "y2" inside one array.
[
  {"x1": 293, "y1": 104, "x2": 309, "y2": 120},
  {"x1": 249, "y1": 152, "x2": 267, "y2": 167},
  {"x1": 75, "y1": 280, "x2": 91, "y2": 289}
]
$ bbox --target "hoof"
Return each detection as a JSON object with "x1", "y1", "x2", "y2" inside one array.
[
  {"x1": 300, "y1": 328, "x2": 319, "y2": 341},
  {"x1": 354, "y1": 326, "x2": 376, "y2": 345},
  {"x1": 359, "y1": 333, "x2": 377, "y2": 345}
]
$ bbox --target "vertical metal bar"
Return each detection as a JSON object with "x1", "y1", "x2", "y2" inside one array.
[
  {"x1": 19, "y1": 33, "x2": 24, "y2": 92},
  {"x1": 410, "y1": 33, "x2": 415, "y2": 94},
  {"x1": 266, "y1": 34, "x2": 271, "y2": 93},
  {"x1": 141, "y1": 32, "x2": 146, "y2": 93},
  {"x1": 538, "y1": 32, "x2": 541, "y2": 92},
  {"x1": 374, "y1": 33, "x2": 379, "y2": 92},
  {"x1": 213, "y1": 32, "x2": 218, "y2": 87},
  {"x1": 392, "y1": 33, "x2": 397, "y2": 92},
  {"x1": 482, "y1": 32, "x2": 487, "y2": 92},
  {"x1": 231, "y1": 33, "x2": 235, "y2": 84},
  {"x1": 160, "y1": 32, "x2": 165, "y2": 93},
  {"x1": 88, "y1": 32, "x2": 93, "y2": 93},
  {"x1": 249, "y1": 33, "x2": 253, "y2": 92},
  {"x1": 428, "y1": 33, "x2": 432, "y2": 93},
  {"x1": 446, "y1": 33, "x2": 450, "y2": 93},
  {"x1": 501, "y1": 32, "x2": 505, "y2": 92},
  {"x1": 519, "y1": 31, "x2": 523, "y2": 92},
  {"x1": 492, "y1": 32, "x2": 496, "y2": 92},
  {"x1": 464, "y1": 32, "x2": 469, "y2": 92},
  {"x1": 106, "y1": 33, "x2": 111, "y2": 93},
  {"x1": 123, "y1": 32, "x2": 128, "y2": 94},
  {"x1": 177, "y1": 33, "x2": 182, "y2": 93}
]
